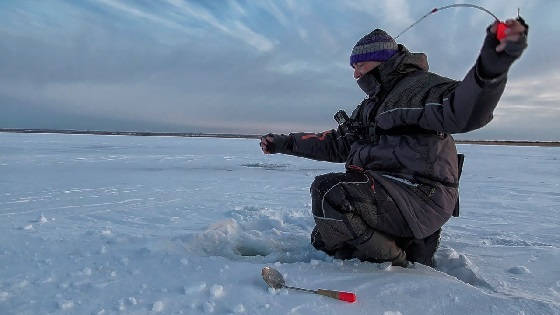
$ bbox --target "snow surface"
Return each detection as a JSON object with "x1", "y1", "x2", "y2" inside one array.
[{"x1": 0, "y1": 133, "x2": 559, "y2": 314}]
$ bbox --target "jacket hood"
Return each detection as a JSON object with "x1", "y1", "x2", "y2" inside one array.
[{"x1": 375, "y1": 44, "x2": 429, "y2": 91}]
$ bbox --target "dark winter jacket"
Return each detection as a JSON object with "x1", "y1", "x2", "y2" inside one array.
[{"x1": 276, "y1": 45, "x2": 507, "y2": 239}]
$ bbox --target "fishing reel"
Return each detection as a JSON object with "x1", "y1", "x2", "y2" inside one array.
[
  {"x1": 334, "y1": 110, "x2": 363, "y2": 137},
  {"x1": 334, "y1": 110, "x2": 350, "y2": 127}
]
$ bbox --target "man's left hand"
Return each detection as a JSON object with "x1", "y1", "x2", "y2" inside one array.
[
  {"x1": 491, "y1": 18, "x2": 528, "y2": 53},
  {"x1": 478, "y1": 17, "x2": 528, "y2": 78}
]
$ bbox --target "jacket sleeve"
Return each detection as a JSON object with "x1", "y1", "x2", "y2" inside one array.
[
  {"x1": 421, "y1": 60, "x2": 507, "y2": 134},
  {"x1": 375, "y1": 60, "x2": 507, "y2": 134},
  {"x1": 276, "y1": 127, "x2": 352, "y2": 163}
]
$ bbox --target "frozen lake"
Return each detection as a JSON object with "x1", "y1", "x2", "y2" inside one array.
[{"x1": 1, "y1": 133, "x2": 559, "y2": 314}]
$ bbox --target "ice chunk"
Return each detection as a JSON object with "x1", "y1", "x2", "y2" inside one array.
[
  {"x1": 184, "y1": 282, "x2": 207, "y2": 295},
  {"x1": 152, "y1": 300, "x2": 164, "y2": 312},
  {"x1": 435, "y1": 247, "x2": 493, "y2": 290},
  {"x1": 15, "y1": 280, "x2": 29, "y2": 289},
  {"x1": 233, "y1": 303, "x2": 246, "y2": 313},
  {"x1": 58, "y1": 300, "x2": 74, "y2": 310},
  {"x1": 38, "y1": 214, "x2": 48, "y2": 224},
  {"x1": 210, "y1": 284, "x2": 224, "y2": 298},
  {"x1": 203, "y1": 301, "x2": 215, "y2": 313},
  {"x1": 118, "y1": 299, "x2": 126, "y2": 311}
]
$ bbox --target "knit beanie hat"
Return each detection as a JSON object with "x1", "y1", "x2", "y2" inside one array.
[{"x1": 350, "y1": 29, "x2": 398, "y2": 66}]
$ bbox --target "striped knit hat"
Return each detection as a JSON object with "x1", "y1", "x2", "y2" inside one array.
[{"x1": 350, "y1": 29, "x2": 398, "y2": 66}]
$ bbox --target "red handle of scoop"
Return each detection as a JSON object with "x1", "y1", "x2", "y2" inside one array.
[
  {"x1": 316, "y1": 289, "x2": 357, "y2": 303},
  {"x1": 338, "y1": 291, "x2": 357, "y2": 303},
  {"x1": 496, "y1": 22, "x2": 508, "y2": 40}
]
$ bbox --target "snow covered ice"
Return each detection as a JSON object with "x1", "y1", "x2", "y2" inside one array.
[{"x1": 0, "y1": 133, "x2": 559, "y2": 314}]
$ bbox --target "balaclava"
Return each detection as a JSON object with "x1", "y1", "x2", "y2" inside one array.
[{"x1": 350, "y1": 29, "x2": 398, "y2": 96}]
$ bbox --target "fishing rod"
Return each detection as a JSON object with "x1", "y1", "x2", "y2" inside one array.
[{"x1": 394, "y1": 4, "x2": 512, "y2": 40}]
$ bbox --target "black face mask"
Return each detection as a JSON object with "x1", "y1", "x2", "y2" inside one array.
[{"x1": 356, "y1": 69, "x2": 380, "y2": 97}]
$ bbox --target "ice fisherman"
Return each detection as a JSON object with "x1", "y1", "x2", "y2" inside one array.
[{"x1": 260, "y1": 19, "x2": 528, "y2": 267}]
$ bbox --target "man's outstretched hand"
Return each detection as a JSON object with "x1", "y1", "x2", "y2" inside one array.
[
  {"x1": 260, "y1": 134, "x2": 275, "y2": 154},
  {"x1": 478, "y1": 17, "x2": 528, "y2": 78},
  {"x1": 260, "y1": 133, "x2": 293, "y2": 154}
]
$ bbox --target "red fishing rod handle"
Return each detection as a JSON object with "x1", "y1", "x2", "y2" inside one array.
[{"x1": 496, "y1": 22, "x2": 508, "y2": 40}]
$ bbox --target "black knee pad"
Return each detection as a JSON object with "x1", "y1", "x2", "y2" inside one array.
[{"x1": 310, "y1": 172, "x2": 368, "y2": 218}]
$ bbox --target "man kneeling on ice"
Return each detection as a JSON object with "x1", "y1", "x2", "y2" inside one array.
[{"x1": 260, "y1": 19, "x2": 528, "y2": 267}]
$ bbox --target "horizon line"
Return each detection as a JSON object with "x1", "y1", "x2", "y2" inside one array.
[{"x1": 1, "y1": 128, "x2": 559, "y2": 147}]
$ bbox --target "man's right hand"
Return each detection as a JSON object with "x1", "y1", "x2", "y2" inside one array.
[
  {"x1": 260, "y1": 134, "x2": 275, "y2": 154},
  {"x1": 260, "y1": 133, "x2": 293, "y2": 154}
]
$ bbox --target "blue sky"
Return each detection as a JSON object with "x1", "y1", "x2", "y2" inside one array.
[{"x1": 1, "y1": 0, "x2": 559, "y2": 140}]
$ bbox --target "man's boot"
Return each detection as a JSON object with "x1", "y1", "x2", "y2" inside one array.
[{"x1": 350, "y1": 229, "x2": 408, "y2": 267}]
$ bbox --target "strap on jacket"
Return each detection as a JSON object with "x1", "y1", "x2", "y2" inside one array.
[{"x1": 452, "y1": 153, "x2": 465, "y2": 217}]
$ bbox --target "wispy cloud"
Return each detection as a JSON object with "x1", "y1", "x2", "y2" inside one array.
[
  {"x1": 345, "y1": 0, "x2": 414, "y2": 30},
  {"x1": 227, "y1": 0, "x2": 247, "y2": 17},
  {"x1": 96, "y1": 0, "x2": 190, "y2": 33},
  {"x1": 255, "y1": 0, "x2": 290, "y2": 27},
  {"x1": 166, "y1": 0, "x2": 275, "y2": 52},
  {"x1": 269, "y1": 61, "x2": 317, "y2": 75}
]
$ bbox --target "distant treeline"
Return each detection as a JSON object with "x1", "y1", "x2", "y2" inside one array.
[
  {"x1": 0, "y1": 128, "x2": 260, "y2": 139},
  {"x1": 1, "y1": 128, "x2": 559, "y2": 146}
]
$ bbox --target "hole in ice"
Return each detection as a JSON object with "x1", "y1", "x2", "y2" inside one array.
[
  {"x1": 235, "y1": 245, "x2": 271, "y2": 257},
  {"x1": 176, "y1": 206, "x2": 323, "y2": 263}
]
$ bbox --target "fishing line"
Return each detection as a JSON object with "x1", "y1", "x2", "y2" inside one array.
[{"x1": 394, "y1": 3, "x2": 509, "y2": 40}]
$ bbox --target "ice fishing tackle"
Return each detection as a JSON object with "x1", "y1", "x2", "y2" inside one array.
[{"x1": 394, "y1": 4, "x2": 514, "y2": 40}]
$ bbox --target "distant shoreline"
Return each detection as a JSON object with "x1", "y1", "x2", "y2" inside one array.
[{"x1": 1, "y1": 128, "x2": 559, "y2": 147}]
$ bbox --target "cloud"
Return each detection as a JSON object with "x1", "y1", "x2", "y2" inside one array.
[
  {"x1": 498, "y1": 73, "x2": 560, "y2": 118},
  {"x1": 230, "y1": 21, "x2": 276, "y2": 52},
  {"x1": 227, "y1": 0, "x2": 247, "y2": 16},
  {"x1": 166, "y1": 0, "x2": 275, "y2": 52},
  {"x1": 0, "y1": 1, "x2": 558, "y2": 140},
  {"x1": 268, "y1": 61, "x2": 318, "y2": 75},
  {"x1": 345, "y1": 0, "x2": 414, "y2": 30},
  {"x1": 96, "y1": 0, "x2": 191, "y2": 33},
  {"x1": 255, "y1": 0, "x2": 291, "y2": 27}
]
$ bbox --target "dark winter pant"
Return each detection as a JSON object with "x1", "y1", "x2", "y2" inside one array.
[{"x1": 310, "y1": 172, "x2": 438, "y2": 267}]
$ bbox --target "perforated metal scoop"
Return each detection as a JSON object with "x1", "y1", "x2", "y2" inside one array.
[{"x1": 261, "y1": 266, "x2": 356, "y2": 303}]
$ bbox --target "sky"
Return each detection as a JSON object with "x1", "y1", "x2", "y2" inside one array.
[{"x1": 0, "y1": 0, "x2": 559, "y2": 141}]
